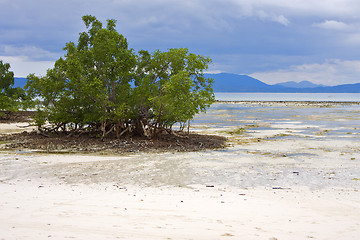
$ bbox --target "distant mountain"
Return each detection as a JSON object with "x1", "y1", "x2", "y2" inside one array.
[
  {"x1": 205, "y1": 73, "x2": 292, "y2": 92},
  {"x1": 13, "y1": 77, "x2": 28, "y2": 88},
  {"x1": 300, "y1": 83, "x2": 360, "y2": 93},
  {"x1": 206, "y1": 73, "x2": 275, "y2": 92},
  {"x1": 205, "y1": 73, "x2": 360, "y2": 93},
  {"x1": 14, "y1": 75, "x2": 360, "y2": 93},
  {"x1": 275, "y1": 81, "x2": 325, "y2": 88}
]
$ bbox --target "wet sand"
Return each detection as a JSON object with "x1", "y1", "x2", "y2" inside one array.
[{"x1": 1, "y1": 102, "x2": 360, "y2": 239}]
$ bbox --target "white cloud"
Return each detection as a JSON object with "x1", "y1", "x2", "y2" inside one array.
[
  {"x1": 228, "y1": 0, "x2": 360, "y2": 29},
  {"x1": 313, "y1": 20, "x2": 351, "y2": 31},
  {"x1": 0, "y1": 45, "x2": 60, "y2": 61},
  {"x1": 251, "y1": 59, "x2": 360, "y2": 86},
  {"x1": 256, "y1": 10, "x2": 290, "y2": 26},
  {"x1": 239, "y1": 0, "x2": 360, "y2": 17},
  {"x1": 273, "y1": 15, "x2": 290, "y2": 26},
  {"x1": 0, "y1": 56, "x2": 54, "y2": 77}
]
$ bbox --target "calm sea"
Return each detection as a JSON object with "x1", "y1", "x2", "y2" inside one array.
[{"x1": 215, "y1": 92, "x2": 360, "y2": 102}]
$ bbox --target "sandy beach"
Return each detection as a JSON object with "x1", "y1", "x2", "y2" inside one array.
[{"x1": 1, "y1": 102, "x2": 360, "y2": 239}]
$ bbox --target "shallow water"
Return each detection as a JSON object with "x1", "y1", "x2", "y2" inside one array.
[
  {"x1": 192, "y1": 103, "x2": 360, "y2": 141},
  {"x1": 215, "y1": 92, "x2": 360, "y2": 102},
  {"x1": 177, "y1": 102, "x2": 360, "y2": 189}
]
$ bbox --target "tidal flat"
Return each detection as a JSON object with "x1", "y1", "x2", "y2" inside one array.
[
  {"x1": 0, "y1": 102, "x2": 360, "y2": 240},
  {"x1": 192, "y1": 102, "x2": 360, "y2": 189}
]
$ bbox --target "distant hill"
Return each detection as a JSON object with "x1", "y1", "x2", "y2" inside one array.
[
  {"x1": 205, "y1": 73, "x2": 276, "y2": 92},
  {"x1": 15, "y1": 75, "x2": 360, "y2": 93},
  {"x1": 300, "y1": 83, "x2": 360, "y2": 93},
  {"x1": 13, "y1": 77, "x2": 28, "y2": 88},
  {"x1": 205, "y1": 73, "x2": 360, "y2": 93},
  {"x1": 275, "y1": 81, "x2": 325, "y2": 88}
]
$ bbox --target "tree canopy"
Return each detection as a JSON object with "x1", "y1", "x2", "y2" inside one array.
[
  {"x1": 0, "y1": 60, "x2": 25, "y2": 113},
  {"x1": 26, "y1": 15, "x2": 215, "y2": 138}
]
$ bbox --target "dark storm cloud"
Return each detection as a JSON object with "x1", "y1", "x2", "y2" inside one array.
[{"x1": 2, "y1": 0, "x2": 360, "y2": 84}]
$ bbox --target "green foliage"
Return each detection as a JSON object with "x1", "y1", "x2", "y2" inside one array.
[
  {"x1": 26, "y1": 15, "x2": 215, "y2": 138},
  {"x1": 0, "y1": 60, "x2": 25, "y2": 112},
  {"x1": 133, "y1": 48, "x2": 214, "y2": 136}
]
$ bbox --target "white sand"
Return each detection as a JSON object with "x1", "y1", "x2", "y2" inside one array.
[
  {"x1": 0, "y1": 123, "x2": 36, "y2": 134},
  {"x1": 1, "y1": 148, "x2": 359, "y2": 240},
  {"x1": 1, "y1": 104, "x2": 360, "y2": 239},
  {"x1": 1, "y1": 180, "x2": 359, "y2": 240}
]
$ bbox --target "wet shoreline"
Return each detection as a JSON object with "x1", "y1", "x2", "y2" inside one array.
[{"x1": 215, "y1": 100, "x2": 360, "y2": 107}]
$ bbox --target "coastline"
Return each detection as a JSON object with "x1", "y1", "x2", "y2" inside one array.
[
  {"x1": 216, "y1": 100, "x2": 360, "y2": 106},
  {"x1": 214, "y1": 92, "x2": 360, "y2": 103},
  {"x1": 1, "y1": 102, "x2": 360, "y2": 239}
]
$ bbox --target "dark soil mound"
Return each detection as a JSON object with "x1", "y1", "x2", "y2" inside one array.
[
  {"x1": 1, "y1": 131, "x2": 226, "y2": 153},
  {"x1": 1, "y1": 111, "x2": 226, "y2": 153}
]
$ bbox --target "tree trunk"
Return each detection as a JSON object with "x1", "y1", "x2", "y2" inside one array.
[
  {"x1": 153, "y1": 104, "x2": 163, "y2": 137},
  {"x1": 187, "y1": 119, "x2": 190, "y2": 134},
  {"x1": 101, "y1": 121, "x2": 106, "y2": 139},
  {"x1": 133, "y1": 118, "x2": 146, "y2": 137}
]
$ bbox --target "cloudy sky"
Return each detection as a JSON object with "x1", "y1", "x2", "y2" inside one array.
[{"x1": 2, "y1": 0, "x2": 360, "y2": 85}]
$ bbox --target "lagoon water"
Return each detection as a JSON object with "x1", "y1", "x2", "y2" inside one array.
[
  {"x1": 190, "y1": 99, "x2": 360, "y2": 189},
  {"x1": 193, "y1": 101, "x2": 360, "y2": 140},
  {"x1": 190, "y1": 92, "x2": 360, "y2": 137},
  {"x1": 215, "y1": 92, "x2": 360, "y2": 102}
]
